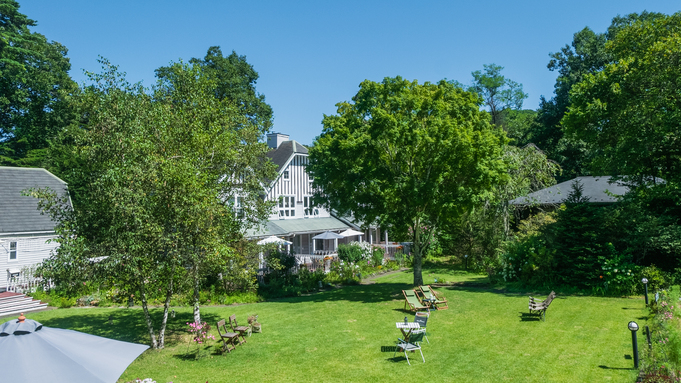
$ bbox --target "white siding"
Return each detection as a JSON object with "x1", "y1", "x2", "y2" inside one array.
[
  {"x1": 267, "y1": 154, "x2": 331, "y2": 220},
  {"x1": 0, "y1": 235, "x2": 57, "y2": 290}
]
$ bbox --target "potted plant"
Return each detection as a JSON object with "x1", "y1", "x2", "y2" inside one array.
[{"x1": 248, "y1": 314, "x2": 262, "y2": 333}]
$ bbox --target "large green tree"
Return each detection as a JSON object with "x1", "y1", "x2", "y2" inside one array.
[
  {"x1": 0, "y1": 0, "x2": 76, "y2": 166},
  {"x1": 156, "y1": 46, "x2": 273, "y2": 133},
  {"x1": 563, "y1": 12, "x2": 681, "y2": 184},
  {"x1": 35, "y1": 59, "x2": 275, "y2": 349},
  {"x1": 308, "y1": 77, "x2": 508, "y2": 285},
  {"x1": 531, "y1": 12, "x2": 663, "y2": 180},
  {"x1": 470, "y1": 63, "x2": 527, "y2": 127}
]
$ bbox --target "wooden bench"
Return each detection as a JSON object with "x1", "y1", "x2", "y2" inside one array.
[{"x1": 528, "y1": 291, "x2": 556, "y2": 321}]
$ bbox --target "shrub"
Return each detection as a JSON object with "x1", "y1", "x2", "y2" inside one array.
[
  {"x1": 371, "y1": 247, "x2": 384, "y2": 267},
  {"x1": 337, "y1": 243, "x2": 364, "y2": 263}
]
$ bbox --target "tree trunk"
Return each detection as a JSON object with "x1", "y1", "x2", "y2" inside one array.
[
  {"x1": 138, "y1": 279, "x2": 159, "y2": 349},
  {"x1": 412, "y1": 224, "x2": 424, "y2": 286},
  {"x1": 157, "y1": 264, "x2": 175, "y2": 348},
  {"x1": 192, "y1": 263, "x2": 201, "y2": 324}
]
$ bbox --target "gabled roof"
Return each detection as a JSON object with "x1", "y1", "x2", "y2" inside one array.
[
  {"x1": 0, "y1": 167, "x2": 70, "y2": 234},
  {"x1": 266, "y1": 140, "x2": 308, "y2": 173},
  {"x1": 509, "y1": 176, "x2": 628, "y2": 205}
]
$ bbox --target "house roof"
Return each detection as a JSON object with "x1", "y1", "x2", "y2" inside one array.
[
  {"x1": 246, "y1": 216, "x2": 350, "y2": 238},
  {"x1": 509, "y1": 176, "x2": 629, "y2": 205},
  {"x1": 266, "y1": 140, "x2": 308, "y2": 173},
  {"x1": 0, "y1": 167, "x2": 70, "y2": 234}
]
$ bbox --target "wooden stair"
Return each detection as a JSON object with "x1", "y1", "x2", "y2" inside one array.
[{"x1": 0, "y1": 292, "x2": 48, "y2": 319}]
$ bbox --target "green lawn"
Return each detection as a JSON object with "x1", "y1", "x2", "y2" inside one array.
[{"x1": 18, "y1": 269, "x2": 646, "y2": 382}]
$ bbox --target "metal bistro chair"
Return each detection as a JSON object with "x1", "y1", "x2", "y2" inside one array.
[
  {"x1": 394, "y1": 331, "x2": 425, "y2": 365},
  {"x1": 414, "y1": 312, "x2": 429, "y2": 344}
]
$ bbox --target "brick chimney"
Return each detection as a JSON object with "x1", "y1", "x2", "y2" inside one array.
[{"x1": 267, "y1": 132, "x2": 289, "y2": 149}]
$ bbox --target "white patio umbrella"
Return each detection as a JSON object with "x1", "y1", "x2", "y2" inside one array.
[
  {"x1": 311, "y1": 231, "x2": 344, "y2": 240},
  {"x1": 0, "y1": 315, "x2": 148, "y2": 383},
  {"x1": 339, "y1": 229, "x2": 364, "y2": 237},
  {"x1": 256, "y1": 236, "x2": 293, "y2": 245},
  {"x1": 312, "y1": 231, "x2": 344, "y2": 253}
]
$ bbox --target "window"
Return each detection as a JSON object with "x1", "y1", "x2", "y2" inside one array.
[
  {"x1": 235, "y1": 196, "x2": 244, "y2": 218},
  {"x1": 303, "y1": 196, "x2": 319, "y2": 217},
  {"x1": 9, "y1": 242, "x2": 17, "y2": 260},
  {"x1": 283, "y1": 170, "x2": 290, "y2": 180},
  {"x1": 279, "y1": 196, "x2": 295, "y2": 218}
]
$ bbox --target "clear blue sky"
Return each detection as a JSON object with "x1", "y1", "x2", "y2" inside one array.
[{"x1": 22, "y1": 0, "x2": 681, "y2": 145}]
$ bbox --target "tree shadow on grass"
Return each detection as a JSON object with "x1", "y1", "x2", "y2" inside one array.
[{"x1": 37, "y1": 309, "x2": 225, "y2": 348}]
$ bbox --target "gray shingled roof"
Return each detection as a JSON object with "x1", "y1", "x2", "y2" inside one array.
[
  {"x1": 509, "y1": 176, "x2": 628, "y2": 205},
  {"x1": 266, "y1": 140, "x2": 308, "y2": 172},
  {"x1": 0, "y1": 167, "x2": 70, "y2": 234}
]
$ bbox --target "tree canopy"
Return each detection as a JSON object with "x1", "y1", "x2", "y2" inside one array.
[
  {"x1": 156, "y1": 46, "x2": 273, "y2": 133},
  {"x1": 308, "y1": 77, "x2": 508, "y2": 285},
  {"x1": 0, "y1": 0, "x2": 76, "y2": 166},
  {"x1": 470, "y1": 63, "x2": 527, "y2": 127},
  {"x1": 35, "y1": 59, "x2": 275, "y2": 349},
  {"x1": 563, "y1": 12, "x2": 681, "y2": 184}
]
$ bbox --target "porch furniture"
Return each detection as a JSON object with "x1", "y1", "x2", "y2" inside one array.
[
  {"x1": 419, "y1": 285, "x2": 449, "y2": 310},
  {"x1": 414, "y1": 312, "x2": 429, "y2": 344},
  {"x1": 394, "y1": 330, "x2": 425, "y2": 365},
  {"x1": 403, "y1": 290, "x2": 429, "y2": 312},
  {"x1": 528, "y1": 291, "x2": 556, "y2": 321},
  {"x1": 396, "y1": 321, "x2": 420, "y2": 342},
  {"x1": 217, "y1": 319, "x2": 240, "y2": 353},
  {"x1": 229, "y1": 315, "x2": 249, "y2": 344}
]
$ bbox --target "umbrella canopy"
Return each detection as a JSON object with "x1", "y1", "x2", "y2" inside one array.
[
  {"x1": 0, "y1": 316, "x2": 149, "y2": 383},
  {"x1": 257, "y1": 236, "x2": 293, "y2": 245},
  {"x1": 312, "y1": 231, "x2": 344, "y2": 240},
  {"x1": 339, "y1": 229, "x2": 364, "y2": 237}
]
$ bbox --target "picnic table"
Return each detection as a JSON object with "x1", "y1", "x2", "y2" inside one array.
[{"x1": 396, "y1": 322, "x2": 420, "y2": 341}]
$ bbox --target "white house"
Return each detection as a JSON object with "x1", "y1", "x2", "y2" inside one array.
[
  {"x1": 246, "y1": 133, "x2": 397, "y2": 261},
  {"x1": 0, "y1": 167, "x2": 70, "y2": 292}
]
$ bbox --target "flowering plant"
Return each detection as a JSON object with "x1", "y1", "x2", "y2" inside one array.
[{"x1": 186, "y1": 321, "x2": 215, "y2": 344}]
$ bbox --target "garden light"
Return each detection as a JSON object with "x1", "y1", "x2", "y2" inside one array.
[
  {"x1": 642, "y1": 278, "x2": 649, "y2": 306},
  {"x1": 464, "y1": 254, "x2": 468, "y2": 270},
  {"x1": 628, "y1": 321, "x2": 639, "y2": 369}
]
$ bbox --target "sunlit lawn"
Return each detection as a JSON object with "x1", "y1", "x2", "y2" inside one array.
[{"x1": 15, "y1": 266, "x2": 646, "y2": 382}]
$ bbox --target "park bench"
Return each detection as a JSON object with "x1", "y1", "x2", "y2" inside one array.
[{"x1": 528, "y1": 291, "x2": 556, "y2": 321}]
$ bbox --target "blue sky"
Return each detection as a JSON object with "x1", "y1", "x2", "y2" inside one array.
[{"x1": 22, "y1": 1, "x2": 681, "y2": 145}]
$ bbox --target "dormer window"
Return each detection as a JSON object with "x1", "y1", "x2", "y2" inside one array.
[{"x1": 283, "y1": 170, "x2": 290, "y2": 180}]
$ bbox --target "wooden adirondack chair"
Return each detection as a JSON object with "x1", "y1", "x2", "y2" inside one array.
[
  {"x1": 403, "y1": 290, "x2": 429, "y2": 312},
  {"x1": 419, "y1": 285, "x2": 449, "y2": 310}
]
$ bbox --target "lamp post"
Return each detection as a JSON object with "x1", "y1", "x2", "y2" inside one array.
[
  {"x1": 464, "y1": 254, "x2": 468, "y2": 270},
  {"x1": 642, "y1": 278, "x2": 649, "y2": 306},
  {"x1": 628, "y1": 321, "x2": 640, "y2": 369}
]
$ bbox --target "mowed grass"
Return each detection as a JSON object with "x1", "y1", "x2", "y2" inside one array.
[{"x1": 18, "y1": 268, "x2": 646, "y2": 383}]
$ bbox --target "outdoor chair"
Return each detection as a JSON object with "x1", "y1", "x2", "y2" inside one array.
[
  {"x1": 528, "y1": 291, "x2": 556, "y2": 321},
  {"x1": 394, "y1": 331, "x2": 425, "y2": 365},
  {"x1": 419, "y1": 285, "x2": 449, "y2": 310},
  {"x1": 403, "y1": 290, "x2": 429, "y2": 312},
  {"x1": 229, "y1": 314, "x2": 250, "y2": 344},
  {"x1": 217, "y1": 319, "x2": 240, "y2": 353},
  {"x1": 414, "y1": 312, "x2": 429, "y2": 344}
]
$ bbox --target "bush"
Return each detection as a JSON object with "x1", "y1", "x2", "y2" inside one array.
[
  {"x1": 371, "y1": 247, "x2": 384, "y2": 267},
  {"x1": 326, "y1": 261, "x2": 360, "y2": 285},
  {"x1": 337, "y1": 243, "x2": 364, "y2": 263}
]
